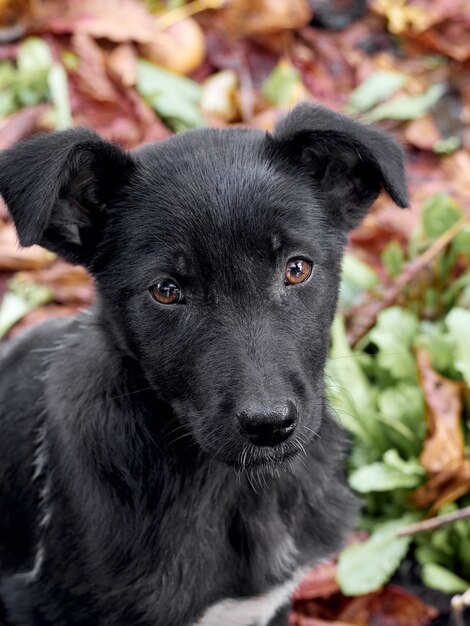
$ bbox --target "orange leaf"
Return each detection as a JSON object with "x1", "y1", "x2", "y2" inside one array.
[
  {"x1": 416, "y1": 349, "x2": 464, "y2": 476},
  {"x1": 337, "y1": 584, "x2": 438, "y2": 626}
]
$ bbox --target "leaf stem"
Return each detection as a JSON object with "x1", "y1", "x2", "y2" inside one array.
[
  {"x1": 397, "y1": 505, "x2": 470, "y2": 536},
  {"x1": 348, "y1": 216, "x2": 468, "y2": 347}
]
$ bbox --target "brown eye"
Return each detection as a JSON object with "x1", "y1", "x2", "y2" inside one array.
[
  {"x1": 150, "y1": 279, "x2": 183, "y2": 305},
  {"x1": 284, "y1": 258, "x2": 313, "y2": 285}
]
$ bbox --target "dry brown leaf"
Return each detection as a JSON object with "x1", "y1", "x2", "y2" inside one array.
[
  {"x1": 71, "y1": 33, "x2": 119, "y2": 102},
  {"x1": 293, "y1": 618, "x2": 351, "y2": 626},
  {"x1": 416, "y1": 349, "x2": 464, "y2": 475},
  {"x1": 0, "y1": 104, "x2": 48, "y2": 150},
  {"x1": 410, "y1": 350, "x2": 470, "y2": 511},
  {"x1": 107, "y1": 43, "x2": 137, "y2": 87},
  {"x1": 337, "y1": 584, "x2": 438, "y2": 626},
  {"x1": 404, "y1": 115, "x2": 441, "y2": 151},
  {"x1": 0, "y1": 223, "x2": 54, "y2": 271},
  {"x1": 217, "y1": 0, "x2": 312, "y2": 37},
  {"x1": 17, "y1": 262, "x2": 94, "y2": 305},
  {"x1": 293, "y1": 561, "x2": 339, "y2": 601},
  {"x1": 33, "y1": 0, "x2": 157, "y2": 43},
  {"x1": 139, "y1": 18, "x2": 205, "y2": 75}
]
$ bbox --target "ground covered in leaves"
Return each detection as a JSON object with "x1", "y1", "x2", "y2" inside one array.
[{"x1": 1, "y1": 1, "x2": 470, "y2": 625}]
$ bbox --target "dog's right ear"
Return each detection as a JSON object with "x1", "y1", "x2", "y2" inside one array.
[{"x1": 0, "y1": 129, "x2": 134, "y2": 266}]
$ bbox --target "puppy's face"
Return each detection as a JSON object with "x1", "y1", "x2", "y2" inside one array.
[{"x1": 0, "y1": 105, "x2": 407, "y2": 469}]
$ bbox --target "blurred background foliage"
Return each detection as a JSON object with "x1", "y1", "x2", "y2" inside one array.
[{"x1": 1, "y1": 1, "x2": 470, "y2": 625}]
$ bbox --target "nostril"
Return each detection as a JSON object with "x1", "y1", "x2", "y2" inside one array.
[{"x1": 236, "y1": 401, "x2": 298, "y2": 446}]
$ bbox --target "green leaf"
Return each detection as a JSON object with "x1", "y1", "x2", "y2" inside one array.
[
  {"x1": 326, "y1": 315, "x2": 383, "y2": 448},
  {"x1": 433, "y1": 136, "x2": 460, "y2": 155},
  {"x1": 377, "y1": 383, "x2": 425, "y2": 456},
  {"x1": 452, "y1": 225, "x2": 470, "y2": 260},
  {"x1": 366, "y1": 84, "x2": 446, "y2": 122},
  {"x1": 337, "y1": 514, "x2": 419, "y2": 595},
  {"x1": 136, "y1": 59, "x2": 206, "y2": 132},
  {"x1": 0, "y1": 279, "x2": 53, "y2": 339},
  {"x1": 48, "y1": 64, "x2": 73, "y2": 130},
  {"x1": 17, "y1": 37, "x2": 53, "y2": 73},
  {"x1": 261, "y1": 62, "x2": 302, "y2": 106},
  {"x1": 347, "y1": 71, "x2": 406, "y2": 113},
  {"x1": 339, "y1": 254, "x2": 379, "y2": 308},
  {"x1": 415, "y1": 321, "x2": 457, "y2": 376},
  {"x1": 349, "y1": 450, "x2": 424, "y2": 493},
  {"x1": 445, "y1": 308, "x2": 470, "y2": 385},
  {"x1": 421, "y1": 193, "x2": 463, "y2": 240},
  {"x1": 381, "y1": 241, "x2": 405, "y2": 278},
  {"x1": 421, "y1": 563, "x2": 469, "y2": 594},
  {"x1": 369, "y1": 307, "x2": 419, "y2": 381}
]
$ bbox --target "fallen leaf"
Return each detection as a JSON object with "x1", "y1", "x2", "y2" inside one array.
[
  {"x1": 16, "y1": 261, "x2": 94, "y2": 305},
  {"x1": 366, "y1": 84, "x2": 446, "y2": 122},
  {"x1": 0, "y1": 103, "x2": 48, "y2": 149},
  {"x1": 293, "y1": 561, "x2": 340, "y2": 601},
  {"x1": 217, "y1": 0, "x2": 312, "y2": 37},
  {"x1": 33, "y1": 0, "x2": 158, "y2": 43},
  {"x1": 416, "y1": 349, "x2": 464, "y2": 476},
  {"x1": 0, "y1": 277, "x2": 53, "y2": 338},
  {"x1": 136, "y1": 59, "x2": 206, "y2": 132},
  {"x1": 0, "y1": 222, "x2": 55, "y2": 271},
  {"x1": 337, "y1": 584, "x2": 438, "y2": 625},
  {"x1": 405, "y1": 115, "x2": 441, "y2": 151},
  {"x1": 107, "y1": 43, "x2": 137, "y2": 88},
  {"x1": 201, "y1": 70, "x2": 239, "y2": 122},
  {"x1": 139, "y1": 18, "x2": 205, "y2": 75},
  {"x1": 347, "y1": 70, "x2": 406, "y2": 114},
  {"x1": 72, "y1": 32, "x2": 120, "y2": 102},
  {"x1": 411, "y1": 349, "x2": 470, "y2": 511}
]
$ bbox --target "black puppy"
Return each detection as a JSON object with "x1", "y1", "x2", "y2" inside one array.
[{"x1": 0, "y1": 103, "x2": 407, "y2": 626}]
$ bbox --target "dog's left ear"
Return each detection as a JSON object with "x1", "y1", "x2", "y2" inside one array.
[
  {"x1": 0, "y1": 128, "x2": 134, "y2": 266},
  {"x1": 272, "y1": 103, "x2": 408, "y2": 230}
]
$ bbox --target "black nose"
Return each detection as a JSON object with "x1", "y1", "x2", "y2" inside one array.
[{"x1": 237, "y1": 401, "x2": 298, "y2": 446}]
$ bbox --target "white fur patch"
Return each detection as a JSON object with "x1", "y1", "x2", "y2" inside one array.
[{"x1": 194, "y1": 568, "x2": 305, "y2": 626}]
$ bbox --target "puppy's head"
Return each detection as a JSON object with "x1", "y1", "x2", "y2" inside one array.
[{"x1": 0, "y1": 104, "x2": 407, "y2": 469}]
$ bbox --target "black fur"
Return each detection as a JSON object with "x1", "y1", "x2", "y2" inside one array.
[{"x1": 0, "y1": 104, "x2": 407, "y2": 625}]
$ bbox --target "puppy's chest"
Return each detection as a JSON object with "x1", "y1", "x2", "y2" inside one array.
[
  {"x1": 189, "y1": 531, "x2": 301, "y2": 626},
  {"x1": 194, "y1": 567, "x2": 305, "y2": 626}
]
